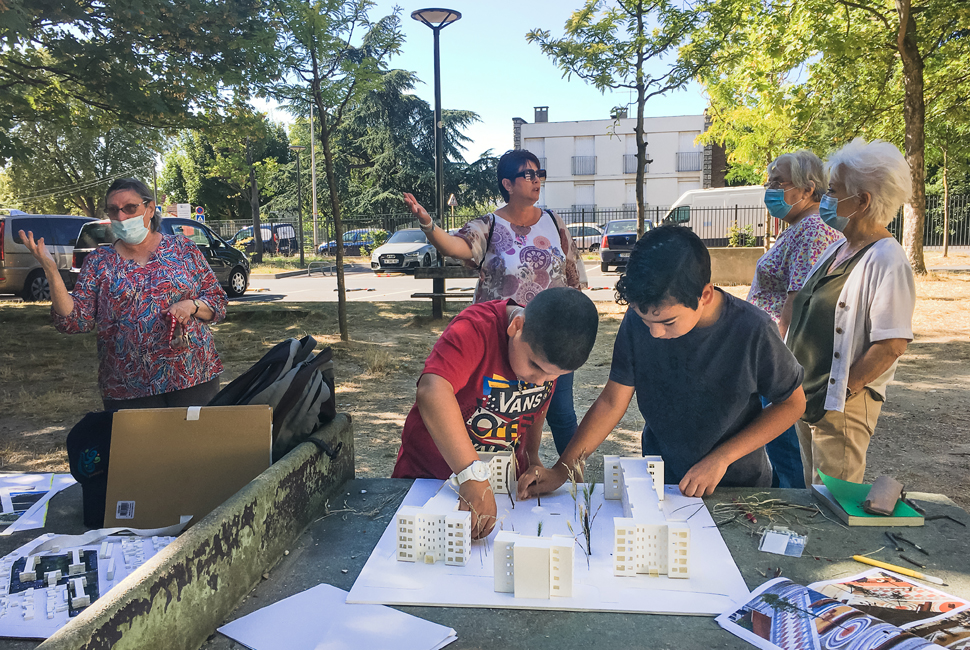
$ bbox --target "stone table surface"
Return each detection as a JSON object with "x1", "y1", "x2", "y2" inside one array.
[{"x1": 201, "y1": 479, "x2": 970, "y2": 650}]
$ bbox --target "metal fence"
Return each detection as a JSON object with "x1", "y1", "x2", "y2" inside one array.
[
  {"x1": 571, "y1": 156, "x2": 597, "y2": 175},
  {"x1": 676, "y1": 151, "x2": 703, "y2": 172},
  {"x1": 888, "y1": 193, "x2": 970, "y2": 247}
]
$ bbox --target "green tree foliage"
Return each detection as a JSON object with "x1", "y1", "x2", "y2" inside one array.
[
  {"x1": 0, "y1": 0, "x2": 281, "y2": 165},
  {"x1": 270, "y1": 0, "x2": 403, "y2": 340},
  {"x1": 277, "y1": 69, "x2": 499, "y2": 226},
  {"x1": 528, "y1": 0, "x2": 729, "y2": 237},
  {"x1": 687, "y1": 0, "x2": 970, "y2": 272},
  {"x1": 159, "y1": 112, "x2": 291, "y2": 226},
  {"x1": 0, "y1": 101, "x2": 159, "y2": 217}
]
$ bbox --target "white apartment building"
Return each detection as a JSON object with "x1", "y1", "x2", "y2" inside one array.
[{"x1": 513, "y1": 107, "x2": 725, "y2": 216}]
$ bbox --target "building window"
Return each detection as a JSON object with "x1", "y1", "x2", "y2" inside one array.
[
  {"x1": 572, "y1": 156, "x2": 596, "y2": 175},
  {"x1": 623, "y1": 154, "x2": 648, "y2": 174},
  {"x1": 676, "y1": 152, "x2": 703, "y2": 172}
]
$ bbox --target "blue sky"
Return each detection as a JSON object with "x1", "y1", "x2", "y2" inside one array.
[{"x1": 256, "y1": 1, "x2": 709, "y2": 161}]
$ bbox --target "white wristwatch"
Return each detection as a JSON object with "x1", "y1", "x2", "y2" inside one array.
[{"x1": 450, "y1": 460, "x2": 491, "y2": 486}]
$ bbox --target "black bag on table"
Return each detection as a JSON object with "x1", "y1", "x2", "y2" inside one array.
[{"x1": 65, "y1": 410, "x2": 114, "y2": 529}]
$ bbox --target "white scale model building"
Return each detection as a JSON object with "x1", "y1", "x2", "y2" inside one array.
[
  {"x1": 604, "y1": 455, "x2": 691, "y2": 579},
  {"x1": 396, "y1": 451, "x2": 514, "y2": 567},
  {"x1": 395, "y1": 452, "x2": 691, "y2": 598}
]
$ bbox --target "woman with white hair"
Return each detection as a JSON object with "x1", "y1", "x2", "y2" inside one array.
[
  {"x1": 748, "y1": 150, "x2": 843, "y2": 488},
  {"x1": 786, "y1": 138, "x2": 916, "y2": 485}
]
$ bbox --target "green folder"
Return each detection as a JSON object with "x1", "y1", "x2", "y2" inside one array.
[{"x1": 818, "y1": 470, "x2": 922, "y2": 519}]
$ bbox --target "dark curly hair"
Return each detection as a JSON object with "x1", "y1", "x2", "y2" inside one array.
[{"x1": 614, "y1": 225, "x2": 710, "y2": 311}]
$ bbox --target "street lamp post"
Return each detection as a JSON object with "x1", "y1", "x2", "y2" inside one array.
[
  {"x1": 289, "y1": 144, "x2": 307, "y2": 266},
  {"x1": 412, "y1": 7, "x2": 461, "y2": 318}
]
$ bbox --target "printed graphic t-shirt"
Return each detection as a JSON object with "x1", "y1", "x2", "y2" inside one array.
[{"x1": 392, "y1": 300, "x2": 554, "y2": 480}]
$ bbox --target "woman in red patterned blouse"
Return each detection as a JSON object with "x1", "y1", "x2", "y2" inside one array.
[{"x1": 20, "y1": 178, "x2": 227, "y2": 409}]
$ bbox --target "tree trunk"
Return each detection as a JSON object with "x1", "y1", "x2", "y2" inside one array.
[
  {"x1": 896, "y1": 0, "x2": 926, "y2": 274},
  {"x1": 942, "y1": 147, "x2": 949, "y2": 258},
  {"x1": 246, "y1": 137, "x2": 264, "y2": 263},
  {"x1": 635, "y1": 2, "x2": 647, "y2": 239},
  {"x1": 317, "y1": 102, "x2": 349, "y2": 341}
]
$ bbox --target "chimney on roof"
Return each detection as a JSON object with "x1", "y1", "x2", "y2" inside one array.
[
  {"x1": 534, "y1": 106, "x2": 548, "y2": 123},
  {"x1": 611, "y1": 107, "x2": 628, "y2": 119},
  {"x1": 512, "y1": 117, "x2": 526, "y2": 150}
]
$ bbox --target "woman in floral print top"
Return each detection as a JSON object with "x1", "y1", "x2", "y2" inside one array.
[
  {"x1": 401, "y1": 149, "x2": 588, "y2": 455},
  {"x1": 20, "y1": 178, "x2": 227, "y2": 409},
  {"x1": 748, "y1": 150, "x2": 843, "y2": 338}
]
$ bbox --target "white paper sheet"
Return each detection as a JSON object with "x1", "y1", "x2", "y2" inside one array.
[
  {"x1": 347, "y1": 479, "x2": 749, "y2": 615},
  {"x1": 217, "y1": 583, "x2": 457, "y2": 650}
]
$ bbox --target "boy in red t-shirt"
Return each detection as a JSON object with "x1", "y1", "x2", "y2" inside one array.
[{"x1": 392, "y1": 287, "x2": 599, "y2": 539}]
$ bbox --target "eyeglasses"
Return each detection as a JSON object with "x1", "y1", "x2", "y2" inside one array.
[
  {"x1": 106, "y1": 199, "x2": 150, "y2": 218},
  {"x1": 763, "y1": 180, "x2": 792, "y2": 190},
  {"x1": 513, "y1": 169, "x2": 547, "y2": 181}
]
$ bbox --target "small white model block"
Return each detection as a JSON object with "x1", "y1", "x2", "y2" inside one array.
[
  {"x1": 477, "y1": 451, "x2": 515, "y2": 495},
  {"x1": 395, "y1": 505, "x2": 471, "y2": 566},
  {"x1": 44, "y1": 570, "x2": 61, "y2": 587},
  {"x1": 99, "y1": 542, "x2": 109, "y2": 559},
  {"x1": 69, "y1": 549, "x2": 85, "y2": 576},
  {"x1": 608, "y1": 456, "x2": 690, "y2": 579},
  {"x1": 106, "y1": 557, "x2": 116, "y2": 581},
  {"x1": 513, "y1": 540, "x2": 550, "y2": 599},
  {"x1": 69, "y1": 578, "x2": 89, "y2": 608},
  {"x1": 493, "y1": 531, "x2": 518, "y2": 593},
  {"x1": 493, "y1": 532, "x2": 574, "y2": 599}
]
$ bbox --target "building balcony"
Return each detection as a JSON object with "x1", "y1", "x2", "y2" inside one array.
[
  {"x1": 571, "y1": 156, "x2": 597, "y2": 175},
  {"x1": 676, "y1": 151, "x2": 703, "y2": 172},
  {"x1": 623, "y1": 154, "x2": 649, "y2": 174}
]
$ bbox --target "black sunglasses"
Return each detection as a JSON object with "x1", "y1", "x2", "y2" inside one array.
[{"x1": 513, "y1": 169, "x2": 546, "y2": 181}]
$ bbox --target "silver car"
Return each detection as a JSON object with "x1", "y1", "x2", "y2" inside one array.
[
  {"x1": 0, "y1": 211, "x2": 94, "y2": 300},
  {"x1": 370, "y1": 229, "x2": 438, "y2": 273}
]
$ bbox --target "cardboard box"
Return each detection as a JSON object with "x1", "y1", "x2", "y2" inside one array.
[{"x1": 103, "y1": 405, "x2": 272, "y2": 529}]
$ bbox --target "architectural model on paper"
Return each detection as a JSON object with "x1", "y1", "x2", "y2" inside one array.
[
  {"x1": 604, "y1": 455, "x2": 691, "y2": 578},
  {"x1": 364, "y1": 453, "x2": 748, "y2": 615},
  {"x1": 0, "y1": 534, "x2": 175, "y2": 639},
  {"x1": 396, "y1": 451, "x2": 515, "y2": 567},
  {"x1": 493, "y1": 532, "x2": 574, "y2": 599}
]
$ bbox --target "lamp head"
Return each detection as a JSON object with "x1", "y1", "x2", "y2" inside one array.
[{"x1": 410, "y1": 7, "x2": 461, "y2": 29}]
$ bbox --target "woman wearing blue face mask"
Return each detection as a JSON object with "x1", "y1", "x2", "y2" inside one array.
[
  {"x1": 747, "y1": 150, "x2": 842, "y2": 489},
  {"x1": 786, "y1": 139, "x2": 916, "y2": 486},
  {"x1": 20, "y1": 178, "x2": 227, "y2": 409}
]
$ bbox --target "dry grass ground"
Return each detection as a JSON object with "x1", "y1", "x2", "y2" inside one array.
[{"x1": 1, "y1": 271, "x2": 968, "y2": 509}]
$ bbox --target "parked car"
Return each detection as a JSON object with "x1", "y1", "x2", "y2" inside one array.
[
  {"x1": 370, "y1": 229, "x2": 438, "y2": 273},
  {"x1": 599, "y1": 219, "x2": 653, "y2": 272},
  {"x1": 73, "y1": 218, "x2": 251, "y2": 297},
  {"x1": 228, "y1": 223, "x2": 298, "y2": 256},
  {"x1": 567, "y1": 222, "x2": 604, "y2": 251},
  {"x1": 662, "y1": 186, "x2": 765, "y2": 246},
  {"x1": 0, "y1": 211, "x2": 94, "y2": 301},
  {"x1": 318, "y1": 229, "x2": 375, "y2": 256}
]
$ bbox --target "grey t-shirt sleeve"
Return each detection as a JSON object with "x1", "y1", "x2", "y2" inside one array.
[{"x1": 756, "y1": 318, "x2": 805, "y2": 406}]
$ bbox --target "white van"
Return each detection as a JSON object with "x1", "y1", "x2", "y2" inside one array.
[{"x1": 662, "y1": 186, "x2": 768, "y2": 246}]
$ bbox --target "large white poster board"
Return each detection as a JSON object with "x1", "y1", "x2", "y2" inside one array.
[{"x1": 347, "y1": 479, "x2": 749, "y2": 615}]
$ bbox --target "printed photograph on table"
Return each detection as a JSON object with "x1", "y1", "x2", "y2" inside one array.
[
  {"x1": 807, "y1": 568, "x2": 969, "y2": 629},
  {"x1": 905, "y1": 607, "x2": 970, "y2": 649},
  {"x1": 717, "y1": 577, "x2": 947, "y2": 650}
]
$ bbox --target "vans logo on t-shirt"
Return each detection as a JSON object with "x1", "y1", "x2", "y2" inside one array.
[{"x1": 466, "y1": 375, "x2": 552, "y2": 450}]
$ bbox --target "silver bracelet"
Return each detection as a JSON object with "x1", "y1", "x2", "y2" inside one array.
[{"x1": 419, "y1": 220, "x2": 436, "y2": 234}]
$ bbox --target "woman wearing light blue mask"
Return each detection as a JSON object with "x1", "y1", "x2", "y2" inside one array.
[
  {"x1": 747, "y1": 151, "x2": 842, "y2": 489},
  {"x1": 786, "y1": 139, "x2": 916, "y2": 486},
  {"x1": 19, "y1": 178, "x2": 228, "y2": 409}
]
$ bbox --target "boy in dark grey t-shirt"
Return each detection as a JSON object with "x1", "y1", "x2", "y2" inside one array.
[{"x1": 518, "y1": 226, "x2": 806, "y2": 498}]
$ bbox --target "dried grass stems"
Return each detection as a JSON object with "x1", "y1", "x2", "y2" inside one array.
[
  {"x1": 712, "y1": 493, "x2": 841, "y2": 533},
  {"x1": 314, "y1": 489, "x2": 408, "y2": 524},
  {"x1": 564, "y1": 451, "x2": 601, "y2": 566}
]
